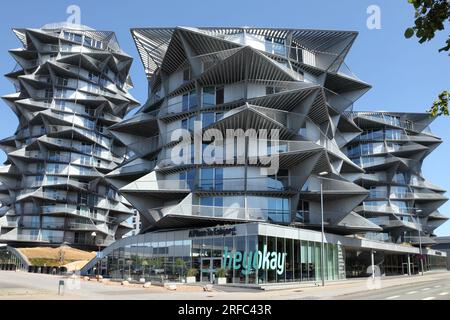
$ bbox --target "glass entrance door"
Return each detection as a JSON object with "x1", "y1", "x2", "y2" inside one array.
[
  {"x1": 401, "y1": 262, "x2": 414, "y2": 275},
  {"x1": 200, "y1": 257, "x2": 222, "y2": 283}
]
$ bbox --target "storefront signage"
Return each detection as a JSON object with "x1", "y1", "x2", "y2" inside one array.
[
  {"x1": 223, "y1": 245, "x2": 287, "y2": 275},
  {"x1": 188, "y1": 227, "x2": 236, "y2": 238}
]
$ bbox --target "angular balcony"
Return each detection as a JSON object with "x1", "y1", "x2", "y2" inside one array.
[
  {"x1": 146, "y1": 204, "x2": 291, "y2": 229},
  {"x1": 403, "y1": 235, "x2": 437, "y2": 246},
  {"x1": 120, "y1": 178, "x2": 191, "y2": 194},
  {"x1": 379, "y1": 219, "x2": 420, "y2": 231},
  {"x1": 355, "y1": 203, "x2": 405, "y2": 215},
  {"x1": 67, "y1": 222, "x2": 110, "y2": 235},
  {"x1": 300, "y1": 176, "x2": 369, "y2": 201}
]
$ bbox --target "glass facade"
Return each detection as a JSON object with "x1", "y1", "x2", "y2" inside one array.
[
  {"x1": 0, "y1": 247, "x2": 25, "y2": 270},
  {"x1": 86, "y1": 228, "x2": 343, "y2": 285},
  {"x1": 345, "y1": 249, "x2": 447, "y2": 278}
]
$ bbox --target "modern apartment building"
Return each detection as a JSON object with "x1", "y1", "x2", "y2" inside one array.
[
  {"x1": 0, "y1": 23, "x2": 139, "y2": 248},
  {"x1": 81, "y1": 27, "x2": 447, "y2": 285},
  {"x1": 346, "y1": 112, "x2": 448, "y2": 245}
]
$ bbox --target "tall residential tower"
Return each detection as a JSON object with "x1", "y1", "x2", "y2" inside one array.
[
  {"x1": 81, "y1": 27, "x2": 448, "y2": 284},
  {"x1": 346, "y1": 112, "x2": 448, "y2": 245},
  {"x1": 0, "y1": 23, "x2": 139, "y2": 248}
]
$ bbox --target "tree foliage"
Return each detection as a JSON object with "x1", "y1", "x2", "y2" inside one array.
[
  {"x1": 404, "y1": 0, "x2": 449, "y2": 116},
  {"x1": 429, "y1": 90, "x2": 449, "y2": 116},
  {"x1": 404, "y1": 0, "x2": 450, "y2": 52}
]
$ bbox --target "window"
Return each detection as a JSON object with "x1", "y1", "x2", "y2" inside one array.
[
  {"x1": 48, "y1": 151, "x2": 60, "y2": 161},
  {"x1": 55, "y1": 89, "x2": 67, "y2": 98},
  {"x1": 215, "y1": 112, "x2": 224, "y2": 122},
  {"x1": 369, "y1": 186, "x2": 387, "y2": 198},
  {"x1": 46, "y1": 175, "x2": 57, "y2": 185},
  {"x1": 94, "y1": 40, "x2": 103, "y2": 49},
  {"x1": 37, "y1": 162, "x2": 45, "y2": 173},
  {"x1": 385, "y1": 129, "x2": 402, "y2": 140},
  {"x1": 182, "y1": 94, "x2": 189, "y2": 112},
  {"x1": 202, "y1": 112, "x2": 215, "y2": 127},
  {"x1": 45, "y1": 88, "x2": 54, "y2": 98},
  {"x1": 296, "y1": 201, "x2": 309, "y2": 223},
  {"x1": 183, "y1": 67, "x2": 191, "y2": 82},
  {"x1": 179, "y1": 169, "x2": 195, "y2": 189},
  {"x1": 265, "y1": 86, "x2": 283, "y2": 95},
  {"x1": 61, "y1": 44, "x2": 72, "y2": 52},
  {"x1": 289, "y1": 44, "x2": 303, "y2": 62},
  {"x1": 88, "y1": 72, "x2": 98, "y2": 82},
  {"x1": 216, "y1": 87, "x2": 224, "y2": 105},
  {"x1": 63, "y1": 31, "x2": 82, "y2": 43},
  {"x1": 83, "y1": 36, "x2": 92, "y2": 47},
  {"x1": 57, "y1": 77, "x2": 68, "y2": 86},
  {"x1": 83, "y1": 118, "x2": 95, "y2": 130},
  {"x1": 189, "y1": 90, "x2": 197, "y2": 109},
  {"x1": 202, "y1": 87, "x2": 215, "y2": 106},
  {"x1": 405, "y1": 120, "x2": 414, "y2": 131},
  {"x1": 393, "y1": 172, "x2": 407, "y2": 184},
  {"x1": 85, "y1": 107, "x2": 94, "y2": 116},
  {"x1": 265, "y1": 36, "x2": 286, "y2": 56},
  {"x1": 199, "y1": 168, "x2": 224, "y2": 191},
  {"x1": 182, "y1": 90, "x2": 198, "y2": 111},
  {"x1": 181, "y1": 116, "x2": 195, "y2": 132},
  {"x1": 215, "y1": 168, "x2": 223, "y2": 190},
  {"x1": 199, "y1": 197, "x2": 223, "y2": 208},
  {"x1": 390, "y1": 186, "x2": 409, "y2": 199},
  {"x1": 80, "y1": 155, "x2": 92, "y2": 166},
  {"x1": 55, "y1": 100, "x2": 66, "y2": 111},
  {"x1": 267, "y1": 197, "x2": 290, "y2": 223},
  {"x1": 200, "y1": 168, "x2": 214, "y2": 190}
]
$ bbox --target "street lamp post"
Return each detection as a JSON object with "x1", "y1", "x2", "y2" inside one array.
[
  {"x1": 414, "y1": 209, "x2": 424, "y2": 276},
  {"x1": 318, "y1": 171, "x2": 328, "y2": 287},
  {"x1": 91, "y1": 231, "x2": 100, "y2": 280}
]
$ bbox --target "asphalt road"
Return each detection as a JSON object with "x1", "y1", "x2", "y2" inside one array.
[{"x1": 336, "y1": 278, "x2": 450, "y2": 300}]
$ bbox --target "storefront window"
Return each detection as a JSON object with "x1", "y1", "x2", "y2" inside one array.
[
  {"x1": 314, "y1": 242, "x2": 321, "y2": 282},
  {"x1": 234, "y1": 236, "x2": 247, "y2": 284},
  {"x1": 224, "y1": 236, "x2": 234, "y2": 283},
  {"x1": 247, "y1": 235, "x2": 258, "y2": 285},
  {"x1": 277, "y1": 237, "x2": 285, "y2": 282},
  {"x1": 294, "y1": 239, "x2": 301, "y2": 281},
  {"x1": 285, "y1": 238, "x2": 294, "y2": 282},
  {"x1": 257, "y1": 236, "x2": 267, "y2": 284},
  {"x1": 267, "y1": 236, "x2": 276, "y2": 283}
]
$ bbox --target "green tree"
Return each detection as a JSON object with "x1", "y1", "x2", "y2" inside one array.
[{"x1": 404, "y1": 0, "x2": 449, "y2": 116}]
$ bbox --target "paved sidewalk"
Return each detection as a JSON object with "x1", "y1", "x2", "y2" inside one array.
[{"x1": 0, "y1": 270, "x2": 449, "y2": 300}]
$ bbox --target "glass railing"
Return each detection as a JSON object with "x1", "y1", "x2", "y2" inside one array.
[
  {"x1": 0, "y1": 233, "x2": 63, "y2": 243},
  {"x1": 152, "y1": 204, "x2": 291, "y2": 223},
  {"x1": 196, "y1": 176, "x2": 291, "y2": 192},
  {"x1": 389, "y1": 192, "x2": 412, "y2": 199},
  {"x1": 121, "y1": 179, "x2": 190, "y2": 191},
  {"x1": 368, "y1": 191, "x2": 388, "y2": 199},
  {"x1": 197, "y1": 32, "x2": 340, "y2": 70}
]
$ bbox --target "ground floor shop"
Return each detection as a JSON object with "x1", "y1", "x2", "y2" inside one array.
[
  {"x1": 345, "y1": 248, "x2": 447, "y2": 278},
  {"x1": 80, "y1": 223, "x2": 447, "y2": 285}
]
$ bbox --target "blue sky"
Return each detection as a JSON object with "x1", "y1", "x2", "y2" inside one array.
[{"x1": 0, "y1": 0, "x2": 449, "y2": 235}]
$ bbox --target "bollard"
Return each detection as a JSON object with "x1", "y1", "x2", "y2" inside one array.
[{"x1": 58, "y1": 280, "x2": 65, "y2": 296}]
